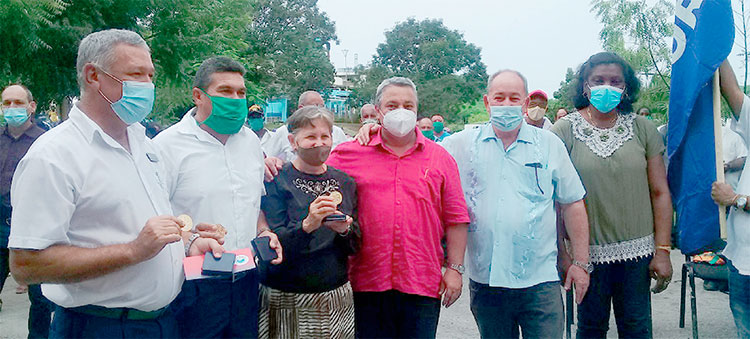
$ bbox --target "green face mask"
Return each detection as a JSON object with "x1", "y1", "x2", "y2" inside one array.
[
  {"x1": 199, "y1": 89, "x2": 247, "y2": 134},
  {"x1": 421, "y1": 129, "x2": 435, "y2": 140},
  {"x1": 433, "y1": 121, "x2": 444, "y2": 133},
  {"x1": 248, "y1": 117, "x2": 264, "y2": 131}
]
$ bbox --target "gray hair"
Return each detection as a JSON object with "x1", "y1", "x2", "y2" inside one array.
[
  {"x1": 298, "y1": 91, "x2": 324, "y2": 107},
  {"x1": 77, "y1": 29, "x2": 149, "y2": 93},
  {"x1": 287, "y1": 106, "x2": 334, "y2": 135},
  {"x1": 487, "y1": 69, "x2": 528, "y2": 95},
  {"x1": 193, "y1": 56, "x2": 246, "y2": 89},
  {"x1": 374, "y1": 77, "x2": 418, "y2": 107}
]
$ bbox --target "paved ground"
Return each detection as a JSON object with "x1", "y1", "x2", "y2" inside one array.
[{"x1": 0, "y1": 251, "x2": 738, "y2": 338}]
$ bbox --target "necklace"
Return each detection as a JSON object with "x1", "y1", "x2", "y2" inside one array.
[{"x1": 585, "y1": 107, "x2": 617, "y2": 129}]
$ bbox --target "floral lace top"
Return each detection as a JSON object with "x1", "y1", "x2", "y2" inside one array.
[{"x1": 550, "y1": 112, "x2": 665, "y2": 263}]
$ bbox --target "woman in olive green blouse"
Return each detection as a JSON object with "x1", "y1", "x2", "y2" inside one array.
[{"x1": 550, "y1": 52, "x2": 673, "y2": 339}]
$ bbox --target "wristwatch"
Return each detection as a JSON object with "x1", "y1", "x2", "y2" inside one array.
[
  {"x1": 572, "y1": 260, "x2": 594, "y2": 274},
  {"x1": 735, "y1": 195, "x2": 748, "y2": 210},
  {"x1": 446, "y1": 263, "x2": 465, "y2": 275}
]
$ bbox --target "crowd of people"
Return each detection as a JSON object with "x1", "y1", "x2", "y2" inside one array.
[{"x1": 0, "y1": 27, "x2": 749, "y2": 339}]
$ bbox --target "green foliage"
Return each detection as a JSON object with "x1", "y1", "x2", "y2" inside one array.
[
  {"x1": 549, "y1": 68, "x2": 576, "y2": 112},
  {"x1": 352, "y1": 18, "x2": 487, "y2": 123},
  {"x1": 460, "y1": 99, "x2": 489, "y2": 124},
  {"x1": 246, "y1": 0, "x2": 337, "y2": 109}
]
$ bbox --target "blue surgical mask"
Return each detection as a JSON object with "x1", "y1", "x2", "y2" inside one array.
[
  {"x1": 98, "y1": 69, "x2": 155, "y2": 125},
  {"x1": 2, "y1": 107, "x2": 29, "y2": 127},
  {"x1": 588, "y1": 85, "x2": 623, "y2": 114},
  {"x1": 490, "y1": 106, "x2": 524, "y2": 132}
]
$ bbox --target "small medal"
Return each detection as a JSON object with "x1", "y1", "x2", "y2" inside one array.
[
  {"x1": 178, "y1": 214, "x2": 193, "y2": 232},
  {"x1": 329, "y1": 191, "x2": 343, "y2": 205}
]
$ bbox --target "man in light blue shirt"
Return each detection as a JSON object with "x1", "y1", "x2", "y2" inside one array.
[{"x1": 441, "y1": 69, "x2": 591, "y2": 338}]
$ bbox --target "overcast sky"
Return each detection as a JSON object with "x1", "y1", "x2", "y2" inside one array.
[{"x1": 317, "y1": 0, "x2": 749, "y2": 101}]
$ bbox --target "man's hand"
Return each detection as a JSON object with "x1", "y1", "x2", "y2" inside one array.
[
  {"x1": 323, "y1": 213, "x2": 353, "y2": 234},
  {"x1": 258, "y1": 230, "x2": 283, "y2": 265},
  {"x1": 650, "y1": 251, "x2": 673, "y2": 293},
  {"x1": 711, "y1": 181, "x2": 737, "y2": 206},
  {"x1": 564, "y1": 264, "x2": 590, "y2": 304},
  {"x1": 188, "y1": 237, "x2": 225, "y2": 258},
  {"x1": 302, "y1": 195, "x2": 337, "y2": 233},
  {"x1": 355, "y1": 123, "x2": 381, "y2": 145},
  {"x1": 129, "y1": 216, "x2": 183, "y2": 261},
  {"x1": 557, "y1": 248, "x2": 573, "y2": 282},
  {"x1": 193, "y1": 223, "x2": 225, "y2": 245},
  {"x1": 264, "y1": 156, "x2": 283, "y2": 182},
  {"x1": 439, "y1": 268, "x2": 462, "y2": 308}
]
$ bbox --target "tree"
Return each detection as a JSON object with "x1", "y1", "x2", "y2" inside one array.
[
  {"x1": 591, "y1": 0, "x2": 674, "y2": 88},
  {"x1": 245, "y1": 0, "x2": 337, "y2": 109},
  {"x1": 353, "y1": 18, "x2": 487, "y2": 122},
  {"x1": 549, "y1": 67, "x2": 576, "y2": 113},
  {"x1": 736, "y1": 0, "x2": 750, "y2": 93}
]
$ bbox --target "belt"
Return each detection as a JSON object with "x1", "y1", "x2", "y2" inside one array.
[{"x1": 68, "y1": 304, "x2": 167, "y2": 321}]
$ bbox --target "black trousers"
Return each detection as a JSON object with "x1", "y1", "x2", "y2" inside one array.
[{"x1": 353, "y1": 290, "x2": 441, "y2": 339}]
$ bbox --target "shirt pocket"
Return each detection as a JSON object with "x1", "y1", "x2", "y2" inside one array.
[{"x1": 518, "y1": 165, "x2": 552, "y2": 203}]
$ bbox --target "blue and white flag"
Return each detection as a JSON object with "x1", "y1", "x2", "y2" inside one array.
[{"x1": 668, "y1": 0, "x2": 734, "y2": 255}]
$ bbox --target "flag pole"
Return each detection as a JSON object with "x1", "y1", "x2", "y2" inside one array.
[{"x1": 714, "y1": 69, "x2": 727, "y2": 238}]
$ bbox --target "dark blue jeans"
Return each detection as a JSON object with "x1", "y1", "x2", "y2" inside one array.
[
  {"x1": 729, "y1": 261, "x2": 750, "y2": 338},
  {"x1": 353, "y1": 290, "x2": 441, "y2": 339},
  {"x1": 172, "y1": 270, "x2": 259, "y2": 338},
  {"x1": 28, "y1": 284, "x2": 53, "y2": 338},
  {"x1": 576, "y1": 256, "x2": 652, "y2": 339},
  {"x1": 49, "y1": 305, "x2": 178, "y2": 338},
  {"x1": 469, "y1": 280, "x2": 563, "y2": 339}
]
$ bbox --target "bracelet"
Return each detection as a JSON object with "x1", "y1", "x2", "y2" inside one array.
[
  {"x1": 656, "y1": 245, "x2": 671, "y2": 254},
  {"x1": 338, "y1": 224, "x2": 352, "y2": 237},
  {"x1": 185, "y1": 233, "x2": 200, "y2": 257}
]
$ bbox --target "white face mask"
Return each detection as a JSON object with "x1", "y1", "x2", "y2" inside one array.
[
  {"x1": 382, "y1": 108, "x2": 417, "y2": 137},
  {"x1": 527, "y1": 106, "x2": 546, "y2": 121}
]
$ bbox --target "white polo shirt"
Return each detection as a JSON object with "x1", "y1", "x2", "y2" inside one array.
[
  {"x1": 154, "y1": 109, "x2": 265, "y2": 251},
  {"x1": 264, "y1": 124, "x2": 351, "y2": 161},
  {"x1": 8, "y1": 105, "x2": 183, "y2": 311},
  {"x1": 728, "y1": 96, "x2": 750, "y2": 275}
]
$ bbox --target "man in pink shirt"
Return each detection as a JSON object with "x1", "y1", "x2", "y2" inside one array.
[{"x1": 327, "y1": 77, "x2": 469, "y2": 338}]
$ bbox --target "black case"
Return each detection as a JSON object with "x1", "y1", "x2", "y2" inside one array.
[
  {"x1": 201, "y1": 252, "x2": 236, "y2": 277},
  {"x1": 251, "y1": 236, "x2": 279, "y2": 262}
]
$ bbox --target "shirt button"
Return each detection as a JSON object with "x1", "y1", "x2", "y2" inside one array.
[{"x1": 396, "y1": 201, "x2": 401, "y2": 205}]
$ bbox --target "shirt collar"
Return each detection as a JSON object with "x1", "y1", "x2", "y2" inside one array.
[
  {"x1": 368, "y1": 126, "x2": 426, "y2": 150},
  {"x1": 478, "y1": 121, "x2": 534, "y2": 144},
  {"x1": 69, "y1": 105, "x2": 146, "y2": 147}
]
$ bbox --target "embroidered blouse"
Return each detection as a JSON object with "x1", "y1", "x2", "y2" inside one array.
[
  {"x1": 259, "y1": 162, "x2": 360, "y2": 293},
  {"x1": 550, "y1": 112, "x2": 665, "y2": 263}
]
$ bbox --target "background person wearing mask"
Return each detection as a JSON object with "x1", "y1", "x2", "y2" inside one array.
[
  {"x1": 523, "y1": 89, "x2": 553, "y2": 129},
  {"x1": 0, "y1": 84, "x2": 51, "y2": 338},
  {"x1": 247, "y1": 104, "x2": 275, "y2": 155},
  {"x1": 431, "y1": 114, "x2": 451, "y2": 141},
  {"x1": 418, "y1": 116, "x2": 436, "y2": 141}
]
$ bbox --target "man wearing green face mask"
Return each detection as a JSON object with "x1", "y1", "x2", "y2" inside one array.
[
  {"x1": 154, "y1": 57, "x2": 283, "y2": 338},
  {"x1": 431, "y1": 114, "x2": 451, "y2": 141}
]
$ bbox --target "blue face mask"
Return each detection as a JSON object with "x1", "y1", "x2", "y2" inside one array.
[
  {"x1": 2, "y1": 107, "x2": 29, "y2": 127},
  {"x1": 98, "y1": 70, "x2": 155, "y2": 125},
  {"x1": 588, "y1": 85, "x2": 623, "y2": 114},
  {"x1": 490, "y1": 105, "x2": 524, "y2": 132}
]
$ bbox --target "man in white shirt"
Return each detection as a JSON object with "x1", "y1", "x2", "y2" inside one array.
[
  {"x1": 155, "y1": 56, "x2": 283, "y2": 338},
  {"x1": 264, "y1": 91, "x2": 351, "y2": 161},
  {"x1": 712, "y1": 59, "x2": 750, "y2": 338},
  {"x1": 8, "y1": 29, "x2": 222, "y2": 338}
]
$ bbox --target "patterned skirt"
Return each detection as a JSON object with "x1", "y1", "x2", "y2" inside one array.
[{"x1": 259, "y1": 282, "x2": 355, "y2": 339}]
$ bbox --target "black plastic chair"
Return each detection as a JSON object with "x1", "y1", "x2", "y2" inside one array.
[{"x1": 679, "y1": 255, "x2": 729, "y2": 339}]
